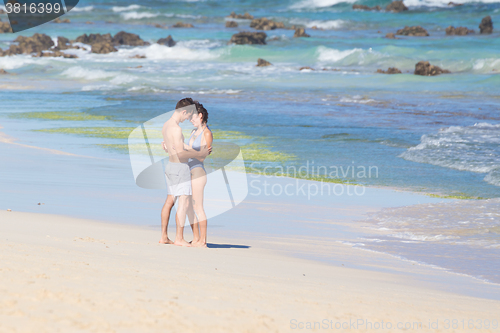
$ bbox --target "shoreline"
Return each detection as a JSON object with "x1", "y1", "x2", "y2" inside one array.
[{"x1": 1, "y1": 210, "x2": 500, "y2": 332}]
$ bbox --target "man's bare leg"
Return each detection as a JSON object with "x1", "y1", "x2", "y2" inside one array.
[
  {"x1": 159, "y1": 195, "x2": 175, "y2": 244},
  {"x1": 187, "y1": 197, "x2": 200, "y2": 243},
  {"x1": 174, "y1": 195, "x2": 191, "y2": 247}
]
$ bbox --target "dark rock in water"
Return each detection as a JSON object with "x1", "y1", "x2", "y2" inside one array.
[
  {"x1": 229, "y1": 12, "x2": 254, "y2": 19},
  {"x1": 157, "y1": 35, "x2": 176, "y2": 47},
  {"x1": 0, "y1": 22, "x2": 13, "y2": 33},
  {"x1": 0, "y1": 69, "x2": 8, "y2": 74},
  {"x1": 479, "y1": 16, "x2": 493, "y2": 34},
  {"x1": 414, "y1": 61, "x2": 450, "y2": 76},
  {"x1": 352, "y1": 4, "x2": 381, "y2": 10},
  {"x1": 376, "y1": 67, "x2": 402, "y2": 74},
  {"x1": 299, "y1": 66, "x2": 314, "y2": 71},
  {"x1": 448, "y1": 1, "x2": 463, "y2": 5},
  {"x1": 56, "y1": 36, "x2": 72, "y2": 50},
  {"x1": 250, "y1": 18, "x2": 285, "y2": 30},
  {"x1": 75, "y1": 33, "x2": 112, "y2": 45},
  {"x1": 226, "y1": 21, "x2": 238, "y2": 28},
  {"x1": 396, "y1": 26, "x2": 429, "y2": 36},
  {"x1": 172, "y1": 22, "x2": 194, "y2": 28},
  {"x1": 230, "y1": 32, "x2": 267, "y2": 45},
  {"x1": 257, "y1": 58, "x2": 272, "y2": 67},
  {"x1": 386, "y1": 1, "x2": 408, "y2": 12},
  {"x1": 53, "y1": 18, "x2": 70, "y2": 23},
  {"x1": 294, "y1": 28, "x2": 310, "y2": 37},
  {"x1": 91, "y1": 42, "x2": 117, "y2": 54},
  {"x1": 445, "y1": 26, "x2": 474, "y2": 35},
  {"x1": 113, "y1": 31, "x2": 149, "y2": 46},
  {"x1": 129, "y1": 55, "x2": 146, "y2": 59},
  {"x1": 385, "y1": 33, "x2": 398, "y2": 39}
]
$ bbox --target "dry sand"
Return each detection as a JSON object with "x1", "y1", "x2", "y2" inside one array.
[{"x1": 1, "y1": 210, "x2": 499, "y2": 332}]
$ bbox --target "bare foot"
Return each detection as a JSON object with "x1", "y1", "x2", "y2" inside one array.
[
  {"x1": 174, "y1": 239, "x2": 191, "y2": 247},
  {"x1": 191, "y1": 240, "x2": 207, "y2": 248},
  {"x1": 159, "y1": 237, "x2": 174, "y2": 244}
]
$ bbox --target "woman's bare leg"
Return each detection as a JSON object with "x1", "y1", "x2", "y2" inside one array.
[
  {"x1": 187, "y1": 196, "x2": 200, "y2": 243},
  {"x1": 190, "y1": 168, "x2": 208, "y2": 247}
]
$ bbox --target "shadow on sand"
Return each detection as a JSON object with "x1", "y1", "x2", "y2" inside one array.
[{"x1": 207, "y1": 243, "x2": 251, "y2": 249}]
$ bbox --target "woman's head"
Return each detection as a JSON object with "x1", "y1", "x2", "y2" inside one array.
[{"x1": 191, "y1": 101, "x2": 209, "y2": 127}]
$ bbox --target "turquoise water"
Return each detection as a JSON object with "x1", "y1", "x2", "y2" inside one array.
[{"x1": 0, "y1": 0, "x2": 499, "y2": 282}]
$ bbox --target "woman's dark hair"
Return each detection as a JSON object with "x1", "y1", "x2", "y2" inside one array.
[{"x1": 194, "y1": 101, "x2": 209, "y2": 124}]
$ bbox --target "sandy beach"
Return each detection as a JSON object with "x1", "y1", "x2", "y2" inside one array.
[{"x1": 1, "y1": 210, "x2": 499, "y2": 332}]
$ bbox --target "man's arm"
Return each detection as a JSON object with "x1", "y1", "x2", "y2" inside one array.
[{"x1": 171, "y1": 127, "x2": 209, "y2": 161}]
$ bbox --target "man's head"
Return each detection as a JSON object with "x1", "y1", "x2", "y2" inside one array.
[{"x1": 175, "y1": 97, "x2": 196, "y2": 122}]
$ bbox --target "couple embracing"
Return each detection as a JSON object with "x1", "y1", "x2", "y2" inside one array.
[{"x1": 160, "y1": 98, "x2": 213, "y2": 248}]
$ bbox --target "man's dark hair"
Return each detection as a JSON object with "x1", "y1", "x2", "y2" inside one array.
[
  {"x1": 194, "y1": 101, "x2": 209, "y2": 124},
  {"x1": 175, "y1": 97, "x2": 195, "y2": 111}
]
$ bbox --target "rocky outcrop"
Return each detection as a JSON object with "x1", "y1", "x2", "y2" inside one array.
[
  {"x1": 157, "y1": 35, "x2": 176, "y2": 47},
  {"x1": 352, "y1": 4, "x2": 381, "y2": 10},
  {"x1": 112, "y1": 31, "x2": 149, "y2": 46},
  {"x1": 172, "y1": 22, "x2": 194, "y2": 28},
  {"x1": 0, "y1": 69, "x2": 8, "y2": 74},
  {"x1": 479, "y1": 16, "x2": 493, "y2": 34},
  {"x1": 0, "y1": 22, "x2": 12, "y2": 33},
  {"x1": 250, "y1": 18, "x2": 285, "y2": 30},
  {"x1": 0, "y1": 33, "x2": 80, "y2": 57},
  {"x1": 396, "y1": 26, "x2": 429, "y2": 36},
  {"x1": 448, "y1": 2, "x2": 463, "y2": 6},
  {"x1": 299, "y1": 66, "x2": 314, "y2": 71},
  {"x1": 445, "y1": 26, "x2": 474, "y2": 35},
  {"x1": 229, "y1": 12, "x2": 253, "y2": 19},
  {"x1": 385, "y1": 33, "x2": 398, "y2": 39},
  {"x1": 376, "y1": 67, "x2": 402, "y2": 74},
  {"x1": 414, "y1": 61, "x2": 450, "y2": 76},
  {"x1": 91, "y1": 42, "x2": 117, "y2": 54},
  {"x1": 386, "y1": 1, "x2": 408, "y2": 12},
  {"x1": 226, "y1": 21, "x2": 238, "y2": 28},
  {"x1": 230, "y1": 32, "x2": 267, "y2": 45},
  {"x1": 293, "y1": 28, "x2": 310, "y2": 37},
  {"x1": 33, "y1": 50, "x2": 78, "y2": 58},
  {"x1": 257, "y1": 58, "x2": 272, "y2": 67},
  {"x1": 75, "y1": 33, "x2": 113, "y2": 45}
]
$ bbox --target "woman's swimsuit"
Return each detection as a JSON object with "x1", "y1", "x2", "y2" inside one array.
[{"x1": 188, "y1": 125, "x2": 209, "y2": 171}]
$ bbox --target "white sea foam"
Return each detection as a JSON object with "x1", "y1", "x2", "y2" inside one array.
[
  {"x1": 340, "y1": 95, "x2": 376, "y2": 104},
  {"x1": 116, "y1": 43, "x2": 220, "y2": 61},
  {"x1": 289, "y1": 18, "x2": 346, "y2": 29},
  {"x1": 400, "y1": 123, "x2": 500, "y2": 186},
  {"x1": 121, "y1": 11, "x2": 159, "y2": 20},
  {"x1": 0, "y1": 55, "x2": 37, "y2": 69},
  {"x1": 290, "y1": 0, "x2": 357, "y2": 9},
  {"x1": 61, "y1": 67, "x2": 136, "y2": 86},
  {"x1": 71, "y1": 5, "x2": 94, "y2": 12},
  {"x1": 316, "y1": 46, "x2": 363, "y2": 63},
  {"x1": 112, "y1": 4, "x2": 141, "y2": 12}
]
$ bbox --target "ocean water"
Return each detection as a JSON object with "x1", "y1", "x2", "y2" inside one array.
[{"x1": 0, "y1": 0, "x2": 499, "y2": 282}]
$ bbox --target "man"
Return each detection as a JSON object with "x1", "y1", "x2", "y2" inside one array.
[{"x1": 160, "y1": 98, "x2": 210, "y2": 247}]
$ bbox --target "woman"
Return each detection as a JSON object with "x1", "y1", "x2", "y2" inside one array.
[{"x1": 186, "y1": 101, "x2": 213, "y2": 247}]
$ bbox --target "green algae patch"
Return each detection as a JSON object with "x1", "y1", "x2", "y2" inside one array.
[
  {"x1": 36, "y1": 127, "x2": 136, "y2": 139},
  {"x1": 212, "y1": 130, "x2": 252, "y2": 140},
  {"x1": 98, "y1": 143, "x2": 167, "y2": 156},
  {"x1": 11, "y1": 111, "x2": 111, "y2": 121},
  {"x1": 240, "y1": 143, "x2": 296, "y2": 163},
  {"x1": 425, "y1": 193, "x2": 485, "y2": 200}
]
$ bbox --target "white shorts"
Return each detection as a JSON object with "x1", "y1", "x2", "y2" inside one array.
[{"x1": 165, "y1": 162, "x2": 192, "y2": 197}]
